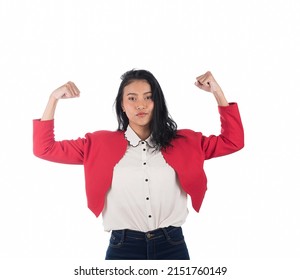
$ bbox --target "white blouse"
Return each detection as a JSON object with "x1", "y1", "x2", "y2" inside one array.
[{"x1": 102, "y1": 125, "x2": 188, "y2": 232}]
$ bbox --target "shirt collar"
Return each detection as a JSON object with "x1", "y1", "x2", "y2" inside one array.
[{"x1": 124, "y1": 125, "x2": 156, "y2": 148}]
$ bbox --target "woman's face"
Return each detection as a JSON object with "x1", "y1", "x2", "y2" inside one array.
[{"x1": 122, "y1": 79, "x2": 154, "y2": 135}]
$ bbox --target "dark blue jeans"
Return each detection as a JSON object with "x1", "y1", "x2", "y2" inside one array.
[{"x1": 105, "y1": 226, "x2": 190, "y2": 260}]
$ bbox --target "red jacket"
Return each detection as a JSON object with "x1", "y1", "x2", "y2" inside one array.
[{"x1": 33, "y1": 103, "x2": 244, "y2": 217}]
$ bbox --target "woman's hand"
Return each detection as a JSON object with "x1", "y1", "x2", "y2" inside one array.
[
  {"x1": 194, "y1": 71, "x2": 229, "y2": 106},
  {"x1": 41, "y1": 81, "x2": 80, "y2": 121},
  {"x1": 50, "y1": 81, "x2": 80, "y2": 100}
]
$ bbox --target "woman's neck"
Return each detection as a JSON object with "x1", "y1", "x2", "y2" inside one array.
[{"x1": 130, "y1": 125, "x2": 151, "y2": 140}]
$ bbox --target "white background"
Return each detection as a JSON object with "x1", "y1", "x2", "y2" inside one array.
[{"x1": 0, "y1": 0, "x2": 299, "y2": 279}]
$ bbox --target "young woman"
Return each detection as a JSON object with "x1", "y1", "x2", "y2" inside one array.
[{"x1": 33, "y1": 69, "x2": 244, "y2": 260}]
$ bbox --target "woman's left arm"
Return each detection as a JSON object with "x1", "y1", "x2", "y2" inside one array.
[{"x1": 195, "y1": 71, "x2": 244, "y2": 159}]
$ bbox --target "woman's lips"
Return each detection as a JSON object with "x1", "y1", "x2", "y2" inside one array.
[{"x1": 136, "y1": 112, "x2": 147, "y2": 117}]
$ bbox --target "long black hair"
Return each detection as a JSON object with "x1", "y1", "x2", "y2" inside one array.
[{"x1": 115, "y1": 69, "x2": 178, "y2": 149}]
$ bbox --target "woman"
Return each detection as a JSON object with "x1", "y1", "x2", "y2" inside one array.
[{"x1": 33, "y1": 69, "x2": 244, "y2": 260}]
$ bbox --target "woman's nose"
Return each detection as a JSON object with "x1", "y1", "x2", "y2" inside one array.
[{"x1": 136, "y1": 101, "x2": 146, "y2": 110}]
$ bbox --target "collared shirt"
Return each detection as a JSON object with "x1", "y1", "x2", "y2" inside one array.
[{"x1": 102, "y1": 126, "x2": 188, "y2": 232}]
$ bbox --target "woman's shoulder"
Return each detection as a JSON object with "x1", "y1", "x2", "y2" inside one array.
[
  {"x1": 173, "y1": 129, "x2": 204, "y2": 145},
  {"x1": 177, "y1": 129, "x2": 202, "y2": 137},
  {"x1": 81, "y1": 130, "x2": 126, "y2": 150},
  {"x1": 86, "y1": 129, "x2": 124, "y2": 138}
]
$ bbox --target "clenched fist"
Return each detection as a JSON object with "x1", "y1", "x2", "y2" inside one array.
[
  {"x1": 51, "y1": 81, "x2": 80, "y2": 100},
  {"x1": 41, "y1": 81, "x2": 80, "y2": 120},
  {"x1": 194, "y1": 71, "x2": 228, "y2": 106}
]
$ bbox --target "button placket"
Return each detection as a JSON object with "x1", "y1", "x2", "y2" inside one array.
[{"x1": 141, "y1": 142, "x2": 154, "y2": 228}]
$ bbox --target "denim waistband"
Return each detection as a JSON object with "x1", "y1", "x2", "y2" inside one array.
[{"x1": 111, "y1": 226, "x2": 180, "y2": 240}]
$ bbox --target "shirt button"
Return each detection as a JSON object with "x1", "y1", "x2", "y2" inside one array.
[
  {"x1": 148, "y1": 215, "x2": 152, "y2": 218},
  {"x1": 145, "y1": 179, "x2": 148, "y2": 182},
  {"x1": 141, "y1": 142, "x2": 145, "y2": 144},
  {"x1": 143, "y1": 148, "x2": 146, "y2": 151},
  {"x1": 146, "y1": 197, "x2": 149, "y2": 200},
  {"x1": 143, "y1": 162, "x2": 146, "y2": 165}
]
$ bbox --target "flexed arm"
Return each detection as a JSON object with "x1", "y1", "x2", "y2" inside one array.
[
  {"x1": 33, "y1": 82, "x2": 85, "y2": 164},
  {"x1": 194, "y1": 71, "x2": 244, "y2": 159}
]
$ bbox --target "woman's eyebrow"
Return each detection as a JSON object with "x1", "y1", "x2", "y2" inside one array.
[{"x1": 126, "y1": 91, "x2": 152, "y2": 95}]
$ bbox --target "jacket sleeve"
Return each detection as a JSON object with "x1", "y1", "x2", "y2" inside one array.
[
  {"x1": 33, "y1": 119, "x2": 85, "y2": 164},
  {"x1": 200, "y1": 103, "x2": 244, "y2": 160}
]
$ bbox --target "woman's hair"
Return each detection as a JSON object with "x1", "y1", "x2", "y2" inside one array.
[{"x1": 115, "y1": 69, "x2": 178, "y2": 149}]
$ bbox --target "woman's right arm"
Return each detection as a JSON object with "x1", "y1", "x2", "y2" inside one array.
[{"x1": 33, "y1": 82, "x2": 85, "y2": 164}]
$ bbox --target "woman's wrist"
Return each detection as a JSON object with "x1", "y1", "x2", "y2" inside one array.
[
  {"x1": 213, "y1": 90, "x2": 229, "y2": 106},
  {"x1": 41, "y1": 96, "x2": 59, "y2": 120}
]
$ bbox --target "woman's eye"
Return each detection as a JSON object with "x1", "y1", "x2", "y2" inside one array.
[{"x1": 128, "y1": 97, "x2": 136, "y2": 101}]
